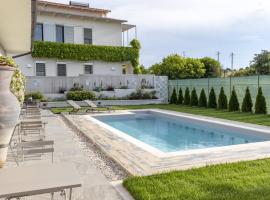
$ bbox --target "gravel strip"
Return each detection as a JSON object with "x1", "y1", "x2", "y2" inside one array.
[{"x1": 60, "y1": 115, "x2": 129, "y2": 181}]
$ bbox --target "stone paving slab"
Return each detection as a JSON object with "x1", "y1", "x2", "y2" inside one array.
[
  {"x1": 6, "y1": 110, "x2": 123, "y2": 200},
  {"x1": 63, "y1": 109, "x2": 270, "y2": 176}
]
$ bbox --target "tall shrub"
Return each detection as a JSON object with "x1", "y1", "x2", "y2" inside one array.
[
  {"x1": 170, "y1": 88, "x2": 178, "y2": 104},
  {"x1": 255, "y1": 87, "x2": 267, "y2": 114},
  {"x1": 183, "y1": 87, "x2": 190, "y2": 105},
  {"x1": 218, "y1": 87, "x2": 228, "y2": 109},
  {"x1": 198, "y1": 89, "x2": 207, "y2": 107},
  {"x1": 177, "y1": 88, "x2": 183, "y2": 104},
  {"x1": 241, "y1": 87, "x2": 253, "y2": 112},
  {"x1": 229, "y1": 87, "x2": 240, "y2": 111},
  {"x1": 208, "y1": 87, "x2": 217, "y2": 108},
  {"x1": 190, "y1": 88, "x2": 198, "y2": 106}
]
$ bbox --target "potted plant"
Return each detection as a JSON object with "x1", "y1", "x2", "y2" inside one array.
[{"x1": 0, "y1": 56, "x2": 21, "y2": 167}]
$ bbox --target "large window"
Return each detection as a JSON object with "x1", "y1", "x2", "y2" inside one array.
[
  {"x1": 34, "y1": 23, "x2": 43, "y2": 41},
  {"x1": 84, "y1": 28, "x2": 92, "y2": 44},
  {"x1": 57, "y1": 64, "x2": 66, "y2": 76},
  {"x1": 36, "y1": 63, "x2": 46, "y2": 76},
  {"x1": 84, "y1": 65, "x2": 93, "y2": 74},
  {"x1": 56, "y1": 25, "x2": 64, "y2": 43}
]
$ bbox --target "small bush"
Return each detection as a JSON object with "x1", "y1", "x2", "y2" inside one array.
[
  {"x1": 218, "y1": 87, "x2": 228, "y2": 109},
  {"x1": 25, "y1": 92, "x2": 44, "y2": 101},
  {"x1": 198, "y1": 89, "x2": 207, "y2": 107},
  {"x1": 190, "y1": 88, "x2": 198, "y2": 106},
  {"x1": 170, "y1": 88, "x2": 178, "y2": 104},
  {"x1": 241, "y1": 87, "x2": 253, "y2": 112},
  {"x1": 208, "y1": 87, "x2": 217, "y2": 108},
  {"x1": 128, "y1": 90, "x2": 157, "y2": 100},
  {"x1": 177, "y1": 88, "x2": 183, "y2": 105},
  {"x1": 229, "y1": 87, "x2": 240, "y2": 111},
  {"x1": 183, "y1": 87, "x2": 190, "y2": 105},
  {"x1": 255, "y1": 87, "x2": 267, "y2": 114},
  {"x1": 66, "y1": 91, "x2": 96, "y2": 101},
  {"x1": 69, "y1": 83, "x2": 83, "y2": 91}
]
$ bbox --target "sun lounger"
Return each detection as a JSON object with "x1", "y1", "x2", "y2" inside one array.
[
  {"x1": 67, "y1": 100, "x2": 82, "y2": 113},
  {"x1": 84, "y1": 100, "x2": 114, "y2": 112},
  {"x1": 0, "y1": 163, "x2": 82, "y2": 200},
  {"x1": 15, "y1": 140, "x2": 54, "y2": 164}
]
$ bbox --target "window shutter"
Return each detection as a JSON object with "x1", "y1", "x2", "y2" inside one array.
[
  {"x1": 43, "y1": 24, "x2": 56, "y2": 42},
  {"x1": 64, "y1": 26, "x2": 74, "y2": 43}
]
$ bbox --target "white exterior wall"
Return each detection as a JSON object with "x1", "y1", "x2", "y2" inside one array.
[
  {"x1": 15, "y1": 54, "x2": 130, "y2": 76},
  {"x1": 38, "y1": 15, "x2": 122, "y2": 46}
]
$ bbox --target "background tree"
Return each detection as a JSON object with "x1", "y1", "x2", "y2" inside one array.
[
  {"x1": 133, "y1": 65, "x2": 148, "y2": 74},
  {"x1": 241, "y1": 87, "x2": 253, "y2": 112},
  {"x1": 200, "y1": 57, "x2": 222, "y2": 77},
  {"x1": 190, "y1": 88, "x2": 198, "y2": 106},
  {"x1": 177, "y1": 88, "x2": 183, "y2": 104},
  {"x1": 218, "y1": 87, "x2": 228, "y2": 109},
  {"x1": 232, "y1": 67, "x2": 256, "y2": 77},
  {"x1": 229, "y1": 87, "x2": 240, "y2": 111},
  {"x1": 198, "y1": 89, "x2": 207, "y2": 107},
  {"x1": 183, "y1": 87, "x2": 190, "y2": 105},
  {"x1": 170, "y1": 88, "x2": 178, "y2": 104},
  {"x1": 250, "y1": 50, "x2": 270, "y2": 74},
  {"x1": 149, "y1": 54, "x2": 205, "y2": 79},
  {"x1": 255, "y1": 87, "x2": 267, "y2": 114},
  {"x1": 208, "y1": 87, "x2": 217, "y2": 108}
]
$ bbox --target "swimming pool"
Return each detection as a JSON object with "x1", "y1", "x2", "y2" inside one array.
[{"x1": 93, "y1": 110, "x2": 270, "y2": 153}]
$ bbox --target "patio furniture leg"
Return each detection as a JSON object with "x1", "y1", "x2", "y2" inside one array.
[{"x1": 51, "y1": 192, "x2": 54, "y2": 200}]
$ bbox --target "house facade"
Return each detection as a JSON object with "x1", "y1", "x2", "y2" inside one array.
[{"x1": 15, "y1": 0, "x2": 137, "y2": 77}]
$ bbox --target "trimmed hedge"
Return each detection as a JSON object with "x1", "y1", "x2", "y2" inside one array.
[
  {"x1": 66, "y1": 91, "x2": 95, "y2": 101},
  {"x1": 208, "y1": 87, "x2": 217, "y2": 108},
  {"x1": 242, "y1": 87, "x2": 253, "y2": 112},
  {"x1": 218, "y1": 87, "x2": 228, "y2": 109},
  {"x1": 198, "y1": 89, "x2": 207, "y2": 107},
  {"x1": 229, "y1": 87, "x2": 240, "y2": 111},
  {"x1": 32, "y1": 40, "x2": 140, "y2": 67},
  {"x1": 190, "y1": 88, "x2": 198, "y2": 106},
  {"x1": 255, "y1": 87, "x2": 267, "y2": 114},
  {"x1": 177, "y1": 88, "x2": 183, "y2": 104},
  {"x1": 170, "y1": 88, "x2": 178, "y2": 104},
  {"x1": 183, "y1": 87, "x2": 190, "y2": 105}
]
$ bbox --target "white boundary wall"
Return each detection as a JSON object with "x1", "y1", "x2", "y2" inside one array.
[{"x1": 26, "y1": 74, "x2": 168, "y2": 102}]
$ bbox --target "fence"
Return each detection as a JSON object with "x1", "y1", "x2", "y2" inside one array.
[
  {"x1": 169, "y1": 75, "x2": 270, "y2": 112},
  {"x1": 26, "y1": 74, "x2": 168, "y2": 102}
]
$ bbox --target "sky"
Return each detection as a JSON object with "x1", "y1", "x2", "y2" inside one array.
[{"x1": 47, "y1": 0, "x2": 270, "y2": 69}]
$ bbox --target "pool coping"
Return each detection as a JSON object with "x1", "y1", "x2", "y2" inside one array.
[{"x1": 63, "y1": 109, "x2": 270, "y2": 176}]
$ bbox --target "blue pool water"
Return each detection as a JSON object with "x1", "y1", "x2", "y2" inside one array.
[{"x1": 94, "y1": 112, "x2": 269, "y2": 152}]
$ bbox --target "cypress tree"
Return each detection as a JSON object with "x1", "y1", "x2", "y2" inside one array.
[
  {"x1": 170, "y1": 88, "x2": 178, "y2": 104},
  {"x1": 208, "y1": 87, "x2": 217, "y2": 108},
  {"x1": 198, "y1": 88, "x2": 207, "y2": 107},
  {"x1": 255, "y1": 87, "x2": 267, "y2": 114},
  {"x1": 183, "y1": 87, "x2": 190, "y2": 105},
  {"x1": 241, "y1": 87, "x2": 253, "y2": 113},
  {"x1": 218, "y1": 87, "x2": 228, "y2": 109},
  {"x1": 190, "y1": 88, "x2": 198, "y2": 106},
  {"x1": 177, "y1": 88, "x2": 183, "y2": 105},
  {"x1": 229, "y1": 87, "x2": 240, "y2": 111}
]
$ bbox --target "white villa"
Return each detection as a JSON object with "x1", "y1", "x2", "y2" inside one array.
[{"x1": 15, "y1": 0, "x2": 137, "y2": 77}]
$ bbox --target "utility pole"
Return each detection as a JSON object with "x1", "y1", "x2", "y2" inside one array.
[
  {"x1": 230, "y1": 52, "x2": 235, "y2": 70},
  {"x1": 182, "y1": 51, "x2": 186, "y2": 58},
  {"x1": 216, "y1": 51, "x2": 220, "y2": 62}
]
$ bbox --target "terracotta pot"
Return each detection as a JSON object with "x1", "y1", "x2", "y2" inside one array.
[{"x1": 0, "y1": 65, "x2": 20, "y2": 167}]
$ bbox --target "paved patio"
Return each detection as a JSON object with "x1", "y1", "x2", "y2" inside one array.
[{"x1": 6, "y1": 110, "x2": 124, "y2": 200}]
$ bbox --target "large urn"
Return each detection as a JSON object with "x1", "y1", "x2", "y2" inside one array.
[{"x1": 0, "y1": 65, "x2": 20, "y2": 167}]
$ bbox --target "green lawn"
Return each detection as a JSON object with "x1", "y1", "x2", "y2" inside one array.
[{"x1": 123, "y1": 159, "x2": 270, "y2": 200}]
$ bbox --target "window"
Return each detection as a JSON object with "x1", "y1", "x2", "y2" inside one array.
[
  {"x1": 57, "y1": 64, "x2": 66, "y2": 76},
  {"x1": 36, "y1": 63, "x2": 46, "y2": 76},
  {"x1": 56, "y1": 25, "x2": 64, "y2": 43},
  {"x1": 84, "y1": 28, "x2": 92, "y2": 44},
  {"x1": 84, "y1": 65, "x2": 93, "y2": 74},
  {"x1": 34, "y1": 23, "x2": 43, "y2": 41}
]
